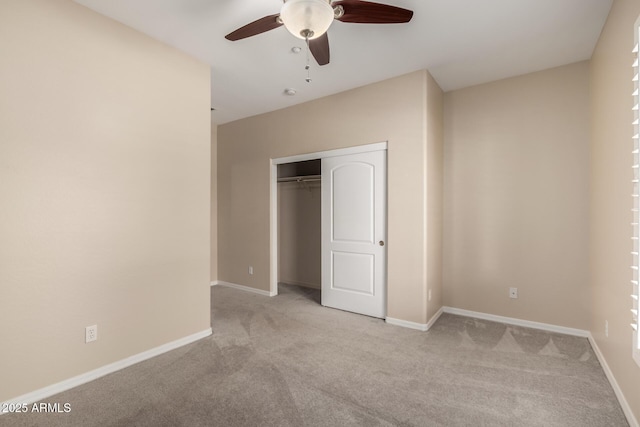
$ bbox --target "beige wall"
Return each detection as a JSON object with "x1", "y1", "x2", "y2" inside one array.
[
  {"x1": 426, "y1": 72, "x2": 444, "y2": 320},
  {"x1": 218, "y1": 70, "x2": 443, "y2": 324},
  {"x1": 277, "y1": 182, "x2": 321, "y2": 289},
  {"x1": 211, "y1": 123, "x2": 218, "y2": 281},
  {"x1": 443, "y1": 61, "x2": 590, "y2": 330},
  {"x1": 590, "y1": 0, "x2": 640, "y2": 421},
  {"x1": 0, "y1": 0, "x2": 211, "y2": 401}
]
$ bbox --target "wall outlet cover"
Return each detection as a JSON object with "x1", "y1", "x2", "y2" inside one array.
[{"x1": 85, "y1": 325, "x2": 98, "y2": 343}]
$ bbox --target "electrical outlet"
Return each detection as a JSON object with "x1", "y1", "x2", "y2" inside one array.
[
  {"x1": 605, "y1": 320, "x2": 609, "y2": 338},
  {"x1": 85, "y1": 325, "x2": 97, "y2": 343},
  {"x1": 248, "y1": 266, "x2": 253, "y2": 275},
  {"x1": 509, "y1": 287, "x2": 518, "y2": 299}
]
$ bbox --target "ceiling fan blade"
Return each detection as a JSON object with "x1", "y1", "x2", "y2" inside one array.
[
  {"x1": 309, "y1": 33, "x2": 330, "y2": 66},
  {"x1": 333, "y1": 1, "x2": 413, "y2": 24},
  {"x1": 225, "y1": 14, "x2": 283, "y2": 41}
]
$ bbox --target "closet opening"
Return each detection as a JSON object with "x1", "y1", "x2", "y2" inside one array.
[
  {"x1": 270, "y1": 142, "x2": 388, "y2": 317},
  {"x1": 276, "y1": 159, "x2": 322, "y2": 301}
]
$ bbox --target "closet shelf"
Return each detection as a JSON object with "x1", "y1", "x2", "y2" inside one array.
[{"x1": 277, "y1": 175, "x2": 321, "y2": 183}]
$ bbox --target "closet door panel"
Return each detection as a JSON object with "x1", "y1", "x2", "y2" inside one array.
[{"x1": 321, "y1": 150, "x2": 386, "y2": 318}]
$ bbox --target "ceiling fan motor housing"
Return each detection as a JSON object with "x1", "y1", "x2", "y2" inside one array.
[{"x1": 280, "y1": 0, "x2": 335, "y2": 39}]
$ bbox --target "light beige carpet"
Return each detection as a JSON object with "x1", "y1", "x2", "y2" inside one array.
[{"x1": 2, "y1": 284, "x2": 629, "y2": 426}]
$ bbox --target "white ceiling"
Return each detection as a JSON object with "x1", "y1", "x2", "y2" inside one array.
[{"x1": 73, "y1": 0, "x2": 612, "y2": 124}]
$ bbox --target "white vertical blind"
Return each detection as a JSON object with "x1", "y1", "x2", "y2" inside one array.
[{"x1": 633, "y1": 33, "x2": 640, "y2": 353}]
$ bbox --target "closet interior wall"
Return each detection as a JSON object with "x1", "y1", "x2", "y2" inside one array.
[{"x1": 277, "y1": 160, "x2": 322, "y2": 289}]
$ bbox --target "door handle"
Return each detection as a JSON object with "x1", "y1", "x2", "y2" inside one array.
[{"x1": 379, "y1": 241, "x2": 385, "y2": 246}]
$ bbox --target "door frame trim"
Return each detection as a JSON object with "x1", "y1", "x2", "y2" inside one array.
[{"x1": 269, "y1": 142, "x2": 388, "y2": 296}]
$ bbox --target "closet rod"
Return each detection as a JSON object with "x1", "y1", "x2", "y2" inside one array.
[{"x1": 277, "y1": 175, "x2": 321, "y2": 183}]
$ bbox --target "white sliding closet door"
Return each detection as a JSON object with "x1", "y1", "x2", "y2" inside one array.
[{"x1": 321, "y1": 150, "x2": 386, "y2": 318}]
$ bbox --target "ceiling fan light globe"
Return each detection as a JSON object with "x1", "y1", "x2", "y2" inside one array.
[{"x1": 280, "y1": 0, "x2": 334, "y2": 40}]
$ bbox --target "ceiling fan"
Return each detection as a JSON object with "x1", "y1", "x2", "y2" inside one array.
[{"x1": 225, "y1": 0, "x2": 413, "y2": 66}]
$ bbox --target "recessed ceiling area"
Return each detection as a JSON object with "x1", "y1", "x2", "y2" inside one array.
[{"x1": 73, "y1": 0, "x2": 612, "y2": 124}]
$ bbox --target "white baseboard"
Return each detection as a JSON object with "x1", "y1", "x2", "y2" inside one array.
[
  {"x1": 386, "y1": 307, "x2": 444, "y2": 332},
  {"x1": 426, "y1": 306, "x2": 444, "y2": 330},
  {"x1": 212, "y1": 280, "x2": 276, "y2": 297},
  {"x1": 442, "y1": 307, "x2": 590, "y2": 337},
  {"x1": 278, "y1": 280, "x2": 321, "y2": 290},
  {"x1": 0, "y1": 328, "x2": 212, "y2": 414},
  {"x1": 588, "y1": 334, "x2": 639, "y2": 427},
  {"x1": 386, "y1": 317, "x2": 429, "y2": 331}
]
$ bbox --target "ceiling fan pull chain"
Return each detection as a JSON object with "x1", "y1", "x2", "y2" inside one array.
[{"x1": 305, "y1": 36, "x2": 312, "y2": 83}]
